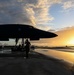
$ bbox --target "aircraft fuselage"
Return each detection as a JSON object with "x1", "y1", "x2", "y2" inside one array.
[{"x1": 0, "y1": 24, "x2": 57, "y2": 41}]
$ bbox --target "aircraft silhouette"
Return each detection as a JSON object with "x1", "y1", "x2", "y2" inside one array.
[
  {"x1": 0, "y1": 24, "x2": 58, "y2": 56},
  {"x1": 0, "y1": 24, "x2": 57, "y2": 41}
]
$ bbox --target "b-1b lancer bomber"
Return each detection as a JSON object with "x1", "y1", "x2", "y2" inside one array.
[
  {"x1": 0, "y1": 24, "x2": 57, "y2": 41},
  {"x1": 0, "y1": 24, "x2": 57, "y2": 54}
]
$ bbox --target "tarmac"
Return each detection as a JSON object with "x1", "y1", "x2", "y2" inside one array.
[{"x1": 0, "y1": 51, "x2": 73, "y2": 75}]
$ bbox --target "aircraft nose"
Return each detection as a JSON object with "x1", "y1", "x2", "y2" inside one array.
[
  {"x1": 50, "y1": 33, "x2": 58, "y2": 38},
  {"x1": 54, "y1": 34, "x2": 58, "y2": 37}
]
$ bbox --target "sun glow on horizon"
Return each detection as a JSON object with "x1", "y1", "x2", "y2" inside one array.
[{"x1": 67, "y1": 38, "x2": 74, "y2": 46}]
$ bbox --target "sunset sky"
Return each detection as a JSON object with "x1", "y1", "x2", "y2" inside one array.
[
  {"x1": 31, "y1": 27, "x2": 74, "y2": 47},
  {"x1": 0, "y1": 0, "x2": 74, "y2": 46}
]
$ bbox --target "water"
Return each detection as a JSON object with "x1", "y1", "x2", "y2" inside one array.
[
  {"x1": 35, "y1": 49, "x2": 74, "y2": 64},
  {"x1": 0, "y1": 48, "x2": 74, "y2": 64}
]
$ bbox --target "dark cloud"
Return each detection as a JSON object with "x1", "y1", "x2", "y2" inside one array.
[
  {"x1": 0, "y1": 0, "x2": 60, "y2": 29},
  {"x1": 0, "y1": 0, "x2": 35, "y2": 25}
]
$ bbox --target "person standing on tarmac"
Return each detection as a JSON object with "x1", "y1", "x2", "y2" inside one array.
[{"x1": 25, "y1": 39, "x2": 31, "y2": 58}]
